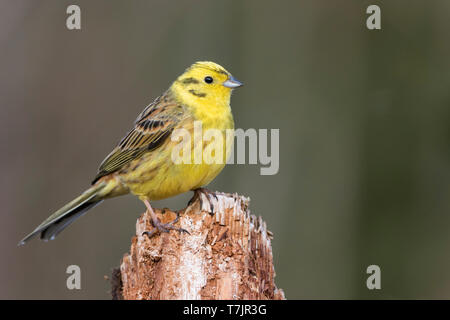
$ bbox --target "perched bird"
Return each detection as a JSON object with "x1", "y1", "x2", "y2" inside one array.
[{"x1": 19, "y1": 61, "x2": 242, "y2": 245}]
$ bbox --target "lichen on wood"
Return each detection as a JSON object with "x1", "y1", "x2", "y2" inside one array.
[{"x1": 113, "y1": 191, "x2": 285, "y2": 300}]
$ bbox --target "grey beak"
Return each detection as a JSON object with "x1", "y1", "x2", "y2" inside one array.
[{"x1": 223, "y1": 75, "x2": 243, "y2": 88}]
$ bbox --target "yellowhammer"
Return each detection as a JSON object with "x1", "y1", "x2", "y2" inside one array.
[{"x1": 19, "y1": 61, "x2": 242, "y2": 245}]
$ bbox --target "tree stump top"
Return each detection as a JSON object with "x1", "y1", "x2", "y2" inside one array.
[{"x1": 114, "y1": 192, "x2": 285, "y2": 300}]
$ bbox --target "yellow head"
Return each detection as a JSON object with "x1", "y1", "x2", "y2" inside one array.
[{"x1": 170, "y1": 61, "x2": 243, "y2": 108}]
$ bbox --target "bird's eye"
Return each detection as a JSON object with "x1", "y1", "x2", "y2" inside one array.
[{"x1": 204, "y1": 76, "x2": 213, "y2": 84}]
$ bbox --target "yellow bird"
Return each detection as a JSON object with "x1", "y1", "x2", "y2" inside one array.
[{"x1": 19, "y1": 61, "x2": 242, "y2": 245}]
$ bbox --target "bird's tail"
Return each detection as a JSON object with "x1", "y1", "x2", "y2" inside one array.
[{"x1": 18, "y1": 181, "x2": 109, "y2": 246}]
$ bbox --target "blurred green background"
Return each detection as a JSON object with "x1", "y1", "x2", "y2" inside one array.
[{"x1": 1, "y1": 0, "x2": 450, "y2": 299}]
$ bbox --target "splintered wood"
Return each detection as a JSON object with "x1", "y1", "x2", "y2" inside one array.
[{"x1": 114, "y1": 192, "x2": 285, "y2": 300}]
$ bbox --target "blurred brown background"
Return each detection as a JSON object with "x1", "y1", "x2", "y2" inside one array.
[{"x1": 1, "y1": 0, "x2": 450, "y2": 299}]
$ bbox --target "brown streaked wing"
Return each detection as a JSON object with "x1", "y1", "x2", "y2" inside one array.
[{"x1": 92, "y1": 93, "x2": 187, "y2": 184}]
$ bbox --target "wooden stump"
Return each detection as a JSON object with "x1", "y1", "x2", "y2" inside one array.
[{"x1": 112, "y1": 192, "x2": 285, "y2": 300}]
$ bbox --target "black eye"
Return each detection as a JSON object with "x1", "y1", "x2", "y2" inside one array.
[{"x1": 204, "y1": 76, "x2": 213, "y2": 84}]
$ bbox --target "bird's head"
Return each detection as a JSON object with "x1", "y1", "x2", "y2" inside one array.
[{"x1": 171, "y1": 61, "x2": 243, "y2": 107}]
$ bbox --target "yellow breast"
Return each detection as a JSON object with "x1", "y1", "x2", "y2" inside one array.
[{"x1": 121, "y1": 103, "x2": 234, "y2": 201}]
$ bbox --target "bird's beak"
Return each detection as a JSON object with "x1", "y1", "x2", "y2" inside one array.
[{"x1": 223, "y1": 75, "x2": 243, "y2": 88}]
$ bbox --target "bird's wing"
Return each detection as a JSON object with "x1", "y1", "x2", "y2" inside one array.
[{"x1": 92, "y1": 93, "x2": 187, "y2": 184}]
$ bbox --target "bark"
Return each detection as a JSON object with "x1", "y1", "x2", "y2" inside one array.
[{"x1": 112, "y1": 191, "x2": 285, "y2": 300}]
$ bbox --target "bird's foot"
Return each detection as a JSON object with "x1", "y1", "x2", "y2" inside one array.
[
  {"x1": 142, "y1": 211, "x2": 189, "y2": 238},
  {"x1": 188, "y1": 188, "x2": 218, "y2": 214}
]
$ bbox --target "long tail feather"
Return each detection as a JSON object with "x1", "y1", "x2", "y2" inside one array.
[{"x1": 18, "y1": 182, "x2": 106, "y2": 246}]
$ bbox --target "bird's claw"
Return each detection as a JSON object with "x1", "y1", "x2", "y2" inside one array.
[{"x1": 142, "y1": 211, "x2": 189, "y2": 238}]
